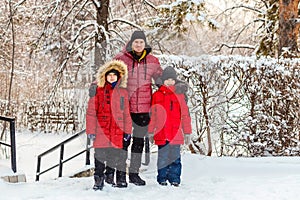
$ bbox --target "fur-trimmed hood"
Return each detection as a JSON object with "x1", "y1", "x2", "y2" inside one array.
[{"x1": 96, "y1": 60, "x2": 128, "y2": 88}]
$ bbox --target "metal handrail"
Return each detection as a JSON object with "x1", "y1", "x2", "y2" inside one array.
[
  {"x1": 0, "y1": 116, "x2": 17, "y2": 173},
  {"x1": 35, "y1": 129, "x2": 91, "y2": 181}
]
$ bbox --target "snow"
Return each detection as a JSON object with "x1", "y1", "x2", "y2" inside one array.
[{"x1": 1, "y1": 131, "x2": 300, "y2": 200}]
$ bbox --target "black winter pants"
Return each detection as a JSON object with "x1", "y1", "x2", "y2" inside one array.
[
  {"x1": 129, "y1": 113, "x2": 150, "y2": 174},
  {"x1": 94, "y1": 147, "x2": 126, "y2": 177}
]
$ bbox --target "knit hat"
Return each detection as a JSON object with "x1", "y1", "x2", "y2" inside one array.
[
  {"x1": 161, "y1": 66, "x2": 177, "y2": 82},
  {"x1": 126, "y1": 30, "x2": 152, "y2": 53},
  {"x1": 105, "y1": 69, "x2": 120, "y2": 80},
  {"x1": 130, "y1": 30, "x2": 147, "y2": 43}
]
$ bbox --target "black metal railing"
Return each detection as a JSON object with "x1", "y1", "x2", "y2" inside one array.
[
  {"x1": 35, "y1": 129, "x2": 91, "y2": 181},
  {"x1": 0, "y1": 116, "x2": 17, "y2": 173}
]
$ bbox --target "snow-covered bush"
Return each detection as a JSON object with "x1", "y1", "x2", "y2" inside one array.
[{"x1": 158, "y1": 55, "x2": 300, "y2": 157}]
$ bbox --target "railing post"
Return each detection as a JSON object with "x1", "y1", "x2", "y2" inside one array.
[
  {"x1": 36, "y1": 156, "x2": 41, "y2": 181},
  {"x1": 58, "y1": 144, "x2": 64, "y2": 177},
  {"x1": 35, "y1": 129, "x2": 87, "y2": 181},
  {"x1": 9, "y1": 119, "x2": 17, "y2": 173}
]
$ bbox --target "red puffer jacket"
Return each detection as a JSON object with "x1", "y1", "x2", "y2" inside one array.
[
  {"x1": 148, "y1": 85, "x2": 192, "y2": 145},
  {"x1": 114, "y1": 46, "x2": 162, "y2": 113},
  {"x1": 86, "y1": 60, "x2": 132, "y2": 148}
]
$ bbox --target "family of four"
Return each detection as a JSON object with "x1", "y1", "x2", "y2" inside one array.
[{"x1": 86, "y1": 30, "x2": 192, "y2": 190}]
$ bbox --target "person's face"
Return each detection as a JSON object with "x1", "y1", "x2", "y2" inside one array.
[
  {"x1": 106, "y1": 72, "x2": 118, "y2": 83},
  {"x1": 163, "y1": 78, "x2": 176, "y2": 87},
  {"x1": 132, "y1": 39, "x2": 145, "y2": 54}
]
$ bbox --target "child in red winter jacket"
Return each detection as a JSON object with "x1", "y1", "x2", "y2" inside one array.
[
  {"x1": 148, "y1": 66, "x2": 192, "y2": 187},
  {"x1": 86, "y1": 60, "x2": 132, "y2": 190}
]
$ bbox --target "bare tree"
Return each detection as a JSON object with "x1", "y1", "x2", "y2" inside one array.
[
  {"x1": 213, "y1": 0, "x2": 300, "y2": 58},
  {"x1": 7, "y1": 0, "x2": 15, "y2": 115},
  {"x1": 0, "y1": 0, "x2": 15, "y2": 141}
]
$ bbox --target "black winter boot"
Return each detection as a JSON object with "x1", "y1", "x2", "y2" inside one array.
[
  {"x1": 115, "y1": 171, "x2": 127, "y2": 188},
  {"x1": 129, "y1": 173, "x2": 146, "y2": 186},
  {"x1": 105, "y1": 173, "x2": 115, "y2": 186},
  {"x1": 93, "y1": 175, "x2": 104, "y2": 190}
]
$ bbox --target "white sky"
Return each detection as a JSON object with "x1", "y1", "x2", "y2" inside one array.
[{"x1": 1, "y1": 131, "x2": 300, "y2": 200}]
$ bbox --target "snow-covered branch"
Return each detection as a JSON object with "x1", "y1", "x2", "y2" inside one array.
[
  {"x1": 213, "y1": 43, "x2": 255, "y2": 52},
  {"x1": 108, "y1": 18, "x2": 142, "y2": 29},
  {"x1": 143, "y1": 0, "x2": 157, "y2": 10}
]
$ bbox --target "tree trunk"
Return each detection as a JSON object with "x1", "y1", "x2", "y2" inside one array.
[
  {"x1": 201, "y1": 85, "x2": 212, "y2": 156},
  {"x1": 278, "y1": 0, "x2": 300, "y2": 57},
  {"x1": 94, "y1": 0, "x2": 110, "y2": 76},
  {"x1": 7, "y1": 0, "x2": 15, "y2": 114}
]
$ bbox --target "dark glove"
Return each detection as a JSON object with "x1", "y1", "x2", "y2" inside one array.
[
  {"x1": 89, "y1": 82, "x2": 97, "y2": 97},
  {"x1": 123, "y1": 133, "x2": 131, "y2": 141},
  {"x1": 123, "y1": 133, "x2": 131, "y2": 150},
  {"x1": 87, "y1": 134, "x2": 96, "y2": 142}
]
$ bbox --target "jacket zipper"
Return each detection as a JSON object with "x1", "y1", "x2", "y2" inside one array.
[{"x1": 136, "y1": 62, "x2": 140, "y2": 112}]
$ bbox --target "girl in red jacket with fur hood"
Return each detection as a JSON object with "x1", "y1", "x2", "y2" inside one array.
[
  {"x1": 86, "y1": 60, "x2": 132, "y2": 190},
  {"x1": 148, "y1": 66, "x2": 192, "y2": 187}
]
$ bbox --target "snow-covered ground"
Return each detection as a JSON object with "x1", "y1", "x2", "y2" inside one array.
[{"x1": 1, "y1": 131, "x2": 300, "y2": 200}]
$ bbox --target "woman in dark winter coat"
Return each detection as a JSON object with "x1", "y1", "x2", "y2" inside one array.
[
  {"x1": 86, "y1": 60, "x2": 132, "y2": 190},
  {"x1": 148, "y1": 66, "x2": 192, "y2": 187}
]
